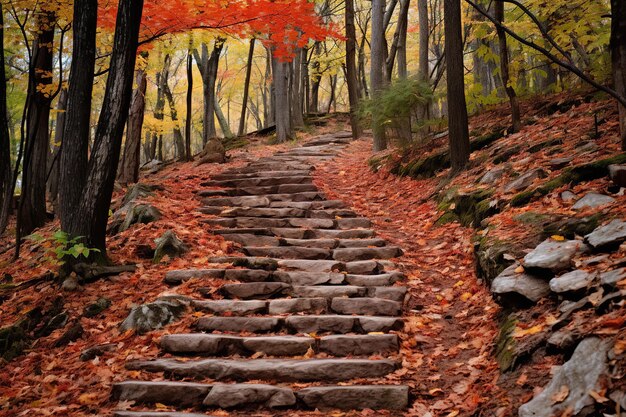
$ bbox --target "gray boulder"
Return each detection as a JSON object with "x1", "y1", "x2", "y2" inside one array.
[
  {"x1": 519, "y1": 337, "x2": 611, "y2": 417},
  {"x1": 523, "y1": 239, "x2": 588, "y2": 273},
  {"x1": 585, "y1": 219, "x2": 626, "y2": 249},
  {"x1": 503, "y1": 168, "x2": 546, "y2": 193},
  {"x1": 549, "y1": 270, "x2": 596, "y2": 294},
  {"x1": 491, "y1": 263, "x2": 550, "y2": 305},
  {"x1": 600, "y1": 267, "x2": 626, "y2": 286},
  {"x1": 572, "y1": 192, "x2": 615, "y2": 210},
  {"x1": 120, "y1": 299, "x2": 188, "y2": 334}
]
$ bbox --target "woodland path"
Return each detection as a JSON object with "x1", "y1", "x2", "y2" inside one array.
[{"x1": 111, "y1": 132, "x2": 413, "y2": 415}]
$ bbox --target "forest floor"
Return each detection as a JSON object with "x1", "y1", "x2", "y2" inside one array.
[{"x1": 1, "y1": 90, "x2": 626, "y2": 417}]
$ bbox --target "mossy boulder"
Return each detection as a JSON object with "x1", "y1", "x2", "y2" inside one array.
[
  {"x1": 511, "y1": 153, "x2": 626, "y2": 207},
  {"x1": 495, "y1": 314, "x2": 518, "y2": 371},
  {"x1": 474, "y1": 235, "x2": 524, "y2": 284},
  {"x1": 438, "y1": 188, "x2": 500, "y2": 228}
]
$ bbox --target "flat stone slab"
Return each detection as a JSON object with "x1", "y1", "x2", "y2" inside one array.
[
  {"x1": 286, "y1": 315, "x2": 403, "y2": 334},
  {"x1": 161, "y1": 334, "x2": 315, "y2": 356},
  {"x1": 221, "y1": 234, "x2": 280, "y2": 247},
  {"x1": 203, "y1": 384, "x2": 296, "y2": 409},
  {"x1": 268, "y1": 298, "x2": 328, "y2": 314},
  {"x1": 297, "y1": 385, "x2": 409, "y2": 410},
  {"x1": 280, "y1": 238, "x2": 339, "y2": 249},
  {"x1": 272, "y1": 271, "x2": 346, "y2": 285},
  {"x1": 491, "y1": 263, "x2": 550, "y2": 304},
  {"x1": 202, "y1": 176, "x2": 313, "y2": 188},
  {"x1": 114, "y1": 413, "x2": 214, "y2": 417},
  {"x1": 572, "y1": 192, "x2": 615, "y2": 210},
  {"x1": 308, "y1": 229, "x2": 376, "y2": 239},
  {"x1": 309, "y1": 209, "x2": 357, "y2": 219},
  {"x1": 549, "y1": 269, "x2": 596, "y2": 293},
  {"x1": 164, "y1": 269, "x2": 224, "y2": 285},
  {"x1": 519, "y1": 338, "x2": 611, "y2": 417},
  {"x1": 111, "y1": 381, "x2": 211, "y2": 407},
  {"x1": 585, "y1": 219, "x2": 626, "y2": 249},
  {"x1": 191, "y1": 300, "x2": 267, "y2": 315},
  {"x1": 126, "y1": 358, "x2": 398, "y2": 381},
  {"x1": 277, "y1": 259, "x2": 344, "y2": 272},
  {"x1": 221, "y1": 282, "x2": 291, "y2": 299},
  {"x1": 338, "y1": 238, "x2": 387, "y2": 248},
  {"x1": 345, "y1": 272, "x2": 404, "y2": 286},
  {"x1": 600, "y1": 267, "x2": 626, "y2": 286},
  {"x1": 343, "y1": 260, "x2": 384, "y2": 275},
  {"x1": 290, "y1": 285, "x2": 366, "y2": 299},
  {"x1": 333, "y1": 247, "x2": 402, "y2": 262},
  {"x1": 336, "y1": 218, "x2": 372, "y2": 229},
  {"x1": 211, "y1": 170, "x2": 311, "y2": 180},
  {"x1": 223, "y1": 269, "x2": 273, "y2": 282},
  {"x1": 503, "y1": 168, "x2": 546, "y2": 193},
  {"x1": 368, "y1": 286, "x2": 407, "y2": 302},
  {"x1": 523, "y1": 239, "x2": 588, "y2": 273},
  {"x1": 220, "y1": 207, "x2": 307, "y2": 218},
  {"x1": 196, "y1": 317, "x2": 282, "y2": 333},
  {"x1": 331, "y1": 298, "x2": 403, "y2": 316},
  {"x1": 270, "y1": 200, "x2": 345, "y2": 209},
  {"x1": 244, "y1": 246, "x2": 331, "y2": 260},
  {"x1": 320, "y1": 334, "x2": 399, "y2": 356}
]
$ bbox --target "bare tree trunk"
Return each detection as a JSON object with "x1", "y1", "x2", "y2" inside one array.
[
  {"x1": 20, "y1": 11, "x2": 55, "y2": 236},
  {"x1": 327, "y1": 74, "x2": 337, "y2": 114},
  {"x1": 345, "y1": 0, "x2": 361, "y2": 139},
  {"x1": 272, "y1": 53, "x2": 293, "y2": 142},
  {"x1": 59, "y1": 0, "x2": 97, "y2": 236},
  {"x1": 118, "y1": 66, "x2": 147, "y2": 184},
  {"x1": 444, "y1": 0, "x2": 470, "y2": 171},
  {"x1": 48, "y1": 88, "x2": 67, "y2": 210},
  {"x1": 67, "y1": 0, "x2": 143, "y2": 255},
  {"x1": 0, "y1": 3, "x2": 12, "y2": 235},
  {"x1": 238, "y1": 38, "x2": 255, "y2": 136},
  {"x1": 386, "y1": 0, "x2": 410, "y2": 80},
  {"x1": 214, "y1": 97, "x2": 233, "y2": 138},
  {"x1": 612, "y1": 0, "x2": 626, "y2": 150},
  {"x1": 371, "y1": 0, "x2": 387, "y2": 151},
  {"x1": 194, "y1": 39, "x2": 223, "y2": 144},
  {"x1": 184, "y1": 48, "x2": 193, "y2": 160},
  {"x1": 494, "y1": 1, "x2": 521, "y2": 133},
  {"x1": 291, "y1": 48, "x2": 305, "y2": 128}
]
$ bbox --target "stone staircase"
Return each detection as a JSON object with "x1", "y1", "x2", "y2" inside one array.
[{"x1": 111, "y1": 132, "x2": 411, "y2": 416}]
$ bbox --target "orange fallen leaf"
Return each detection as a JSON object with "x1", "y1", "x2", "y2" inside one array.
[{"x1": 551, "y1": 385, "x2": 569, "y2": 403}]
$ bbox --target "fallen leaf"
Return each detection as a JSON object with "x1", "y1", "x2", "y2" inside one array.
[
  {"x1": 551, "y1": 385, "x2": 569, "y2": 403},
  {"x1": 512, "y1": 324, "x2": 544, "y2": 338}
]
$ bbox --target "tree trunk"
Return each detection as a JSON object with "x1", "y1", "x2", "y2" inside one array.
[
  {"x1": 214, "y1": 97, "x2": 233, "y2": 138},
  {"x1": 444, "y1": 0, "x2": 470, "y2": 171},
  {"x1": 0, "y1": 3, "x2": 12, "y2": 235},
  {"x1": 494, "y1": 1, "x2": 521, "y2": 133},
  {"x1": 386, "y1": 0, "x2": 410, "y2": 81},
  {"x1": 194, "y1": 40, "x2": 223, "y2": 144},
  {"x1": 418, "y1": 0, "x2": 429, "y2": 80},
  {"x1": 160, "y1": 55, "x2": 185, "y2": 158},
  {"x1": 611, "y1": 0, "x2": 626, "y2": 150},
  {"x1": 184, "y1": 48, "x2": 193, "y2": 160},
  {"x1": 238, "y1": 38, "x2": 255, "y2": 136},
  {"x1": 291, "y1": 48, "x2": 305, "y2": 128},
  {"x1": 371, "y1": 0, "x2": 387, "y2": 151},
  {"x1": 59, "y1": 0, "x2": 97, "y2": 235},
  {"x1": 47, "y1": 88, "x2": 67, "y2": 210},
  {"x1": 67, "y1": 0, "x2": 143, "y2": 254},
  {"x1": 272, "y1": 53, "x2": 293, "y2": 142},
  {"x1": 118, "y1": 67, "x2": 147, "y2": 184},
  {"x1": 345, "y1": 0, "x2": 361, "y2": 139},
  {"x1": 327, "y1": 74, "x2": 337, "y2": 114},
  {"x1": 20, "y1": 11, "x2": 55, "y2": 236}
]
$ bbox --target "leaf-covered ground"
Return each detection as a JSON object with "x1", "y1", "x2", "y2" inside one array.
[{"x1": 1, "y1": 92, "x2": 626, "y2": 417}]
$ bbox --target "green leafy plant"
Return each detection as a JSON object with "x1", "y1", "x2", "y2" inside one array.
[
  {"x1": 26, "y1": 230, "x2": 100, "y2": 266},
  {"x1": 358, "y1": 77, "x2": 435, "y2": 145}
]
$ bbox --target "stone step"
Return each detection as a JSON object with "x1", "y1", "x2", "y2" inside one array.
[
  {"x1": 218, "y1": 233, "x2": 280, "y2": 247},
  {"x1": 296, "y1": 385, "x2": 408, "y2": 410},
  {"x1": 112, "y1": 382, "x2": 408, "y2": 411},
  {"x1": 160, "y1": 333, "x2": 398, "y2": 357},
  {"x1": 211, "y1": 170, "x2": 312, "y2": 180},
  {"x1": 275, "y1": 238, "x2": 385, "y2": 249},
  {"x1": 330, "y1": 297, "x2": 403, "y2": 316},
  {"x1": 125, "y1": 358, "x2": 399, "y2": 382},
  {"x1": 269, "y1": 200, "x2": 346, "y2": 209},
  {"x1": 114, "y1": 412, "x2": 214, "y2": 417},
  {"x1": 195, "y1": 315, "x2": 403, "y2": 334},
  {"x1": 201, "y1": 176, "x2": 313, "y2": 188},
  {"x1": 205, "y1": 256, "x2": 389, "y2": 275},
  {"x1": 210, "y1": 207, "x2": 358, "y2": 219},
  {"x1": 332, "y1": 247, "x2": 403, "y2": 262},
  {"x1": 205, "y1": 183, "x2": 320, "y2": 196},
  {"x1": 219, "y1": 282, "x2": 407, "y2": 301},
  {"x1": 210, "y1": 227, "x2": 377, "y2": 240},
  {"x1": 203, "y1": 216, "x2": 370, "y2": 229},
  {"x1": 243, "y1": 246, "x2": 332, "y2": 260},
  {"x1": 200, "y1": 192, "x2": 325, "y2": 206}
]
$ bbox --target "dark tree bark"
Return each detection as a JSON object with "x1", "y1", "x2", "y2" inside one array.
[
  {"x1": 118, "y1": 65, "x2": 147, "y2": 184},
  {"x1": 327, "y1": 74, "x2": 337, "y2": 114},
  {"x1": 418, "y1": 0, "x2": 429, "y2": 80},
  {"x1": 59, "y1": 0, "x2": 97, "y2": 234},
  {"x1": 494, "y1": 1, "x2": 521, "y2": 132},
  {"x1": 67, "y1": 0, "x2": 144, "y2": 254},
  {"x1": 386, "y1": 0, "x2": 410, "y2": 80},
  {"x1": 272, "y1": 53, "x2": 293, "y2": 142},
  {"x1": 161, "y1": 55, "x2": 185, "y2": 158},
  {"x1": 184, "y1": 48, "x2": 193, "y2": 160},
  {"x1": 238, "y1": 38, "x2": 255, "y2": 136},
  {"x1": 444, "y1": 0, "x2": 470, "y2": 171},
  {"x1": 194, "y1": 39, "x2": 224, "y2": 144},
  {"x1": 0, "y1": 3, "x2": 12, "y2": 235},
  {"x1": 291, "y1": 48, "x2": 305, "y2": 128},
  {"x1": 309, "y1": 42, "x2": 322, "y2": 113},
  {"x1": 19, "y1": 11, "x2": 55, "y2": 236},
  {"x1": 371, "y1": 0, "x2": 387, "y2": 151},
  {"x1": 611, "y1": 0, "x2": 626, "y2": 150},
  {"x1": 345, "y1": 0, "x2": 361, "y2": 139},
  {"x1": 47, "y1": 88, "x2": 67, "y2": 210}
]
